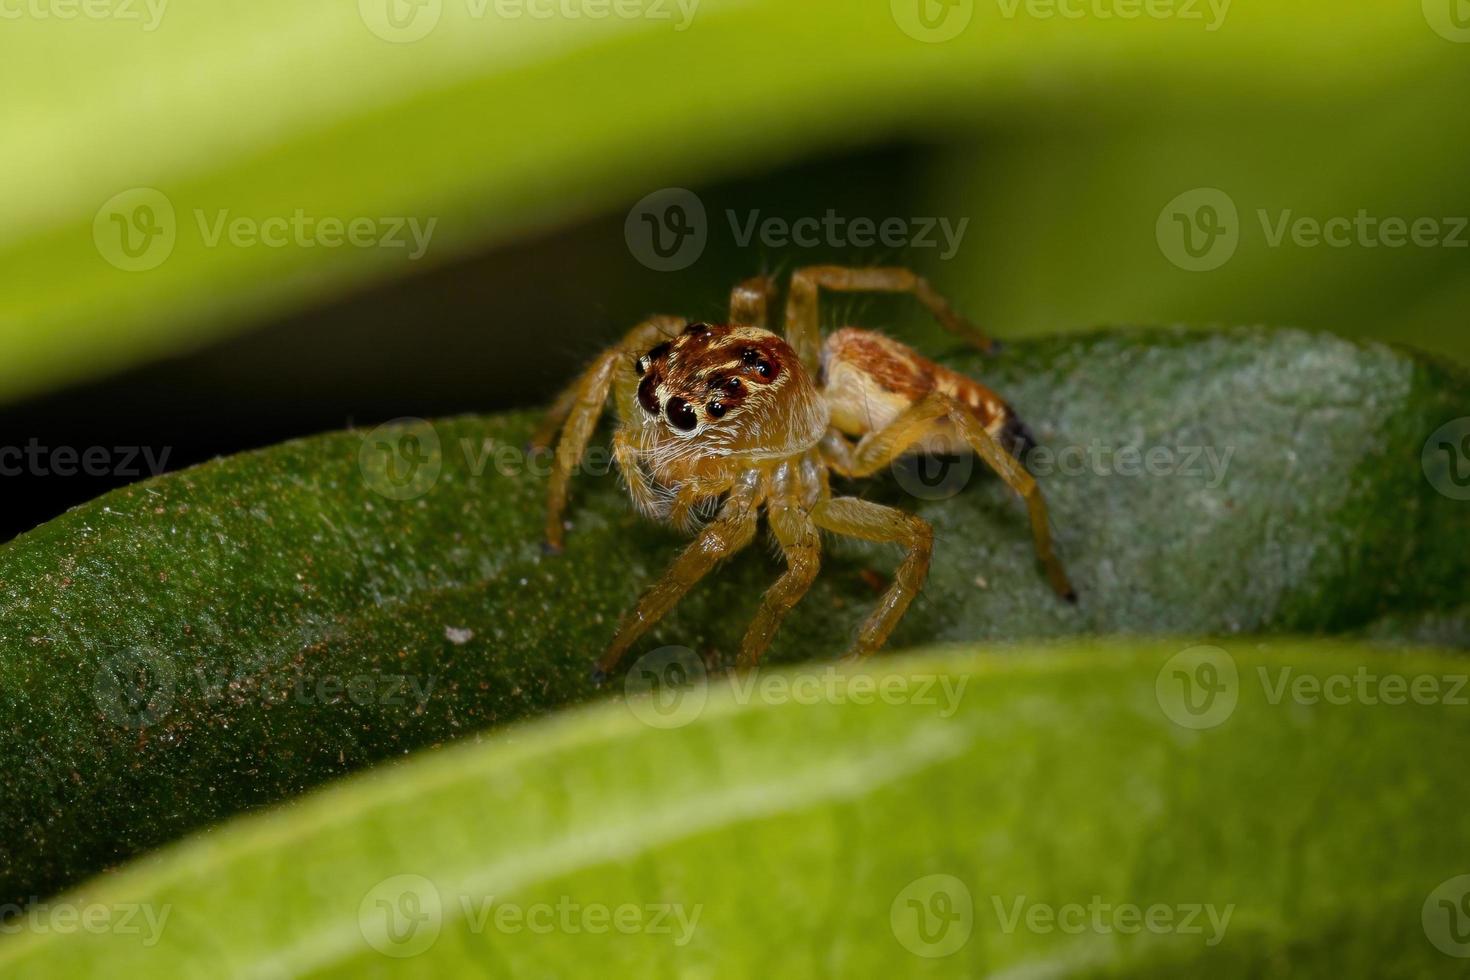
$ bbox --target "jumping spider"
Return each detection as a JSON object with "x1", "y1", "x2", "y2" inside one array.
[{"x1": 532, "y1": 266, "x2": 1075, "y2": 681}]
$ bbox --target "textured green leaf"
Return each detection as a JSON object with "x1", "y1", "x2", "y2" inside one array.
[
  {"x1": 3, "y1": 641, "x2": 1468, "y2": 977},
  {"x1": 1, "y1": 327, "x2": 1466, "y2": 908}
]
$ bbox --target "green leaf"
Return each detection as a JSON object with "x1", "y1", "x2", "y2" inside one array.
[
  {"x1": 1, "y1": 327, "x2": 1466, "y2": 908},
  {"x1": 0, "y1": 0, "x2": 1454, "y2": 400},
  {"x1": 3, "y1": 641, "x2": 1468, "y2": 976}
]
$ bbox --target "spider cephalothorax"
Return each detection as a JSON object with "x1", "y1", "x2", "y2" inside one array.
[
  {"x1": 629, "y1": 322, "x2": 828, "y2": 471},
  {"x1": 533, "y1": 266, "x2": 1075, "y2": 681}
]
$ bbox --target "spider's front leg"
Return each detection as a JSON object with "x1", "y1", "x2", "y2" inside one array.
[
  {"x1": 594, "y1": 475, "x2": 761, "y2": 682},
  {"x1": 534, "y1": 315, "x2": 683, "y2": 551},
  {"x1": 783, "y1": 265, "x2": 997, "y2": 371},
  {"x1": 737, "y1": 499, "x2": 821, "y2": 669}
]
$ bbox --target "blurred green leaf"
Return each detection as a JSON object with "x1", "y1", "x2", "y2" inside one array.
[
  {"x1": 3, "y1": 641, "x2": 1468, "y2": 976},
  {"x1": 0, "y1": 0, "x2": 1459, "y2": 400},
  {"x1": 1, "y1": 326, "x2": 1465, "y2": 908}
]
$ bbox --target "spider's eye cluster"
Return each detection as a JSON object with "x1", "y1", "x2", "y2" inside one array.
[{"x1": 740, "y1": 347, "x2": 778, "y2": 380}]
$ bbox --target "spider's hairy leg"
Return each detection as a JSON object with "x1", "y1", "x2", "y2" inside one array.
[
  {"x1": 594, "y1": 476, "x2": 761, "y2": 680},
  {"x1": 783, "y1": 265, "x2": 997, "y2": 372},
  {"x1": 849, "y1": 391, "x2": 1075, "y2": 602},
  {"x1": 737, "y1": 498, "x2": 821, "y2": 669},
  {"x1": 729, "y1": 274, "x2": 778, "y2": 328},
  {"x1": 810, "y1": 497, "x2": 933, "y2": 659},
  {"x1": 540, "y1": 315, "x2": 684, "y2": 551}
]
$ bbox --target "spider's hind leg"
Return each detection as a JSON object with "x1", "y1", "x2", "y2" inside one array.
[{"x1": 846, "y1": 391, "x2": 1075, "y2": 602}]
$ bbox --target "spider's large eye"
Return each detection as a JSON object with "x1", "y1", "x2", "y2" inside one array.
[
  {"x1": 665, "y1": 397, "x2": 698, "y2": 431},
  {"x1": 637, "y1": 375, "x2": 660, "y2": 414}
]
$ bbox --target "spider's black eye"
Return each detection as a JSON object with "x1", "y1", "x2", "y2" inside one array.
[
  {"x1": 740, "y1": 347, "x2": 777, "y2": 380},
  {"x1": 637, "y1": 375, "x2": 660, "y2": 414},
  {"x1": 665, "y1": 397, "x2": 698, "y2": 431},
  {"x1": 707, "y1": 401, "x2": 727, "y2": 419},
  {"x1": 717, "y1": 376, "x2": 744, "y2": 398},
  {"x1": 683, "y1": 321, "x2": 711, "y2": 336}
]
